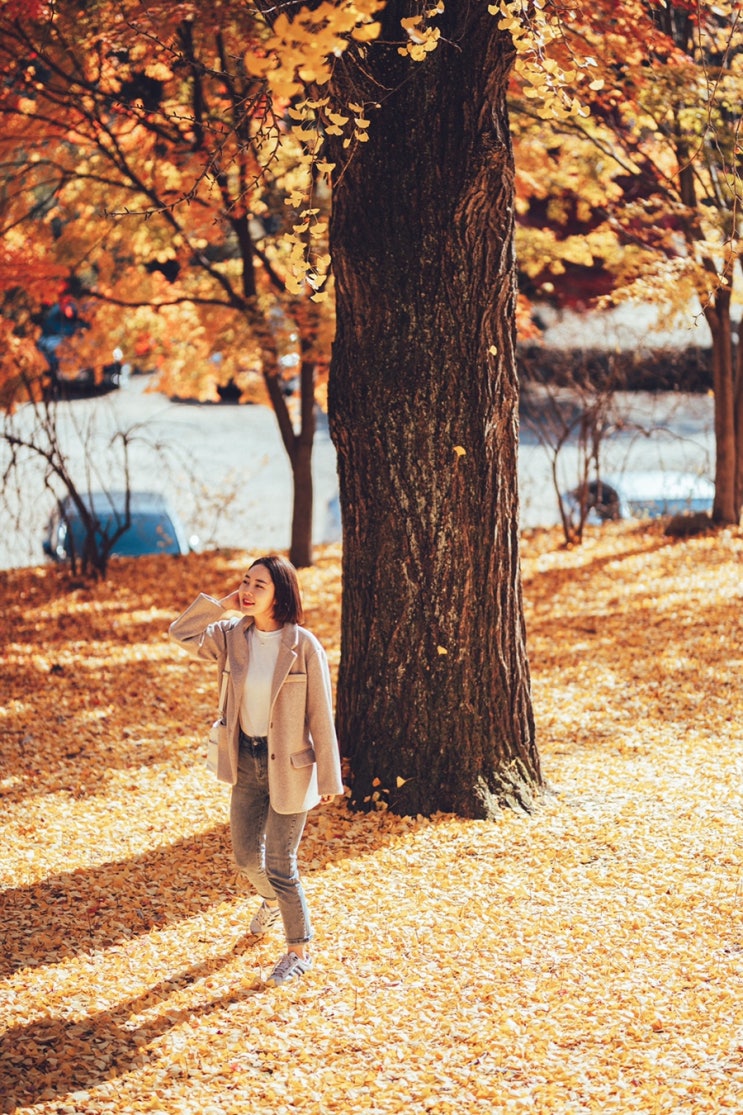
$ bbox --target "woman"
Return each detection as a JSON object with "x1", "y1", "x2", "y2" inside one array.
[{"x1": 169, "y1": 554, "x2": 343, "y2": 986}]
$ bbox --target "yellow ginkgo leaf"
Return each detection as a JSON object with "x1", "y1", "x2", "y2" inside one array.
[{"x1": 351, "y1": 22, "x2": 381, "y2": 42}]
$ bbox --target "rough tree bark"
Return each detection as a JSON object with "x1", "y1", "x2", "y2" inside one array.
[{"x1": 327, "y1": 3, "x2": 541, "y2": 818}]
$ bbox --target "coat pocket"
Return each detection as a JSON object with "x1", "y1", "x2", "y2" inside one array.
[
  {"x1": 290, "y1": 747, "x2": 316, "y2": 769},
  {"x1": 275, "y1": 673, "x2": 307, "y2": 727}
]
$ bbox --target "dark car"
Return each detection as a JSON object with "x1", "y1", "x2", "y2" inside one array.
[
  {"x1": 37, "y1": 300, "x2": 123, "y2": 396},
  {"x1": 564, "y1": 470, "x2": 714, "y2": 523},
  {"x1": 42, "y1": 490, "x2": 196, "y2": 562}
]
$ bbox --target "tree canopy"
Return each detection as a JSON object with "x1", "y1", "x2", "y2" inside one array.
[
  {"x1": 0, "y1": 0, "x2": 352, "y2": 563},
  {"x1": 512, "y1": 0, "x2": 743, "y2": 521}
]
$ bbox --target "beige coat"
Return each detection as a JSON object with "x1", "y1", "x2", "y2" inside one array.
[{"x1": 169, "y1": 594, "x2": 343, "y2": 813}]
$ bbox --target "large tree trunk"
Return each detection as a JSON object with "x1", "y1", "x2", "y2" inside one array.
[{"x1": 328, "y1": 3, "x2": 540, "y2": 818}]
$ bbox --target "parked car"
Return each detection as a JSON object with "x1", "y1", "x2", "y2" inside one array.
[
  {"x1": 37, "y1": 299, "x2": 123, "y2": 396},
  {"x1": 564, "y1": 470, "x2": 715, "y2": 523},
  {"x1": 42, "y1": 490, "x2": 197, "y2": 562}
]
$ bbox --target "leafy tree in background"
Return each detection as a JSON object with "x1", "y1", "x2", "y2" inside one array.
[
  {"x1": 512, "y1": 0, "x2": 743, "y2": 524},
  {"x1": 0, "y1": 0, "x2": 341, "y2": 566}
]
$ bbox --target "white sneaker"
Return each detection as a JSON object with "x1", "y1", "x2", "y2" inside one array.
[
  {"x1": 250, "y1": 901, "x2": 281, "y2": 936},
  {"x1": 266, "y1": 952, "x2": 312, "y2": 986}
]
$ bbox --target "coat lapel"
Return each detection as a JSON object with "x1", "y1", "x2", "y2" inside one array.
[
  {"x1": 270, "y1": 625, "x2": 298, "y2": 710},
  {"x1": 227, "y1": 616, "x2": 252, "y2": 698}
]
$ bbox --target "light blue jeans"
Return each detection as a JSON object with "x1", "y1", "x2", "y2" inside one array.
[{"x1": 229, "y1": 735, "x2": 313, "y2": 946}]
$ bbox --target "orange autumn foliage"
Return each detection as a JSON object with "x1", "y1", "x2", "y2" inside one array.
[{"x1": 1, "y1": 523, "x2": 742, "y2": 1113}]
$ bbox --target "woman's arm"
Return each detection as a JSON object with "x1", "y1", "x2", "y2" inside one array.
[{"x1": 169, "y1": 593, "x2": 233, "y2": 663}]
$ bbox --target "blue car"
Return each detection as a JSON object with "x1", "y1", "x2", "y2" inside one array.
[{"x1": 43, "y1": 491, "x2": 196, "y2": 562}]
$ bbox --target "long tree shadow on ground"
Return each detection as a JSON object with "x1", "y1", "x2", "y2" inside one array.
[
  {"x1": 0, "y1": 941, "x2": 270, "y2": 1113},
  {"x1": 0, "y1": 825, "x2": 236, "y2": 980}
]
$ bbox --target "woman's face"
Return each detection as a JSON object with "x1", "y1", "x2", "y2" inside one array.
[{"x1": 238, "y1": 564, "x2": 278, "y2": 628}]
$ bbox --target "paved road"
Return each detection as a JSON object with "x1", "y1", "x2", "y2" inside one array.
[{"x1": 0, "y1": 375, "x2": 714, "y2": 570}]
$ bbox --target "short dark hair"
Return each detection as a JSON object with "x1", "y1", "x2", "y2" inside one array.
[{"x1": 249, "y1": 554, "x2": 304, "y2": 625}]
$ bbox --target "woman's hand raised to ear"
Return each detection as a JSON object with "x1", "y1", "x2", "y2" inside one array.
[{"x1": 218, "y1": 587, "x2": 242, "y2": 610}]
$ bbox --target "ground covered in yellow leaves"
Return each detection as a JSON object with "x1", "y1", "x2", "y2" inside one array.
[{"x1": 1, "y1": 524, "x2": 742, "y2": 1115}]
